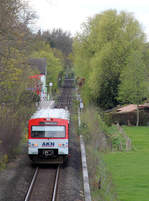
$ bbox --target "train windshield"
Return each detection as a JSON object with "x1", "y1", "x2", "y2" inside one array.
[{"x1": 31, "y1": 126, "x2": 65, "y2": 138}]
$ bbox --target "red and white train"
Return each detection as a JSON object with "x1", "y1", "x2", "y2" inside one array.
[{"x1": 28, "y1": 108, "x2": 70, "y2": 164}]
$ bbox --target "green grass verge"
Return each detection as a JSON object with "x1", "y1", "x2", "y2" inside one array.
[{"x1": 103, "y1": 126, "x2": 149, "y2": 201}]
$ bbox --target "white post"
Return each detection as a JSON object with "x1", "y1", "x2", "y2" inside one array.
[{"x1": 49, "y1": 82, "x2": 53, "y2": 99}]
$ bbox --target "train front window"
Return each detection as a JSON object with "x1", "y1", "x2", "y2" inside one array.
[{"x1": 31, "y1": 126, "x2": 66, "y2": 138}]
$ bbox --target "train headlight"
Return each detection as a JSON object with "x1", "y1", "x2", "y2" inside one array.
[
  {"x1": 58, "y1": 143, "x2": 68, "y2": 148},
  {"x1": 29, "y1": 143, "x2": 38, "y2": 148}
]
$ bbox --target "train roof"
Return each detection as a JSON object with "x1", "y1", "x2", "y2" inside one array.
[{"x1": 31, "y1": 108, "x2": 70, "y2": 121}]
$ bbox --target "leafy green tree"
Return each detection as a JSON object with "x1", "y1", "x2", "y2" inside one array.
[
  {"x1": 118, "y1": 51, "x2": 148, "y2": 126},
  {"x1": 142, "y1": 43, "x2": 149, "y2": 75},
  {"x1": 73, "y1": 10, "x2": 146, "y2": 109}
]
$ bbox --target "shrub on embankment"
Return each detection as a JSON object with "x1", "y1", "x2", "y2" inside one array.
[
  {"x1": 79, "y1": 106, "x2": 131, "y2": 201},
  {"x1": 0, "y1": 61, "x2": 38, "y2": 169},
  {"x1": 0, "y1": 103, "x2": 36, "y2": 161}
]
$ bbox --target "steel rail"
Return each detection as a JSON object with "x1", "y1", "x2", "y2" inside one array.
[
  {"x1": 24, "y1": 167, "x2": 39, "y2": 201},
  {"x1": 52, "y1": 165, "x2": 60, "y2": 201}
]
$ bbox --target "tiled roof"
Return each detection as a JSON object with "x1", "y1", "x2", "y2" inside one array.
[
  {"x1": 117, "y1": 104, "x2": 149, "y2": 113},
  {"x1": 117, "y1": 104, "x2": 137, "y2": 113}
]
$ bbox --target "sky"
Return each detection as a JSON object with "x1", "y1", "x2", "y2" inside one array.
[{"x1": 28, "y1": 0, "x2": 149, "y2": 39}]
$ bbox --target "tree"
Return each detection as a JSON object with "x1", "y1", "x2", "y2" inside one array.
[
  {"x1": 42, "y1": 29, "x2": 73, "y2": 57},
  {"x1": 42, "y1": 29, "x2": 73, "y2": 67},
  {"x1": 0, "y1": 0, "x2": 39, "y2": 159},
  {"x1": 118, "y1": 51, "x2": 148, "y2": 126},
  {"x1": 73, "y1": 10, "x2": 146, "y2": 109}
]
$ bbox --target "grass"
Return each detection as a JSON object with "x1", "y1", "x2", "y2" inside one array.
[
  {"x1": 124, "y1": 126, "x2": 149, "y2": 151},
  {"x1": 103, "y1": 126, "x2": 149, "y2": 201}
]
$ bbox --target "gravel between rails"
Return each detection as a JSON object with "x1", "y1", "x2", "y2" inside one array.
[{"x1": 27, "y1": 166, "x2": 57, "y2": 201}]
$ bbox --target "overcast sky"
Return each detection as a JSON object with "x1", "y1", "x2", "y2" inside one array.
[{"x1": 28, "y1": 0, "x2": 149, "y2": 39}]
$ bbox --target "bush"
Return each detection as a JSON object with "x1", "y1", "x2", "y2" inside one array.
[
  {"x1": 103, "y1": 113, "x2": 113, "y2": 126},
  {"x1": 80, "y1": 106, "x2": 112, "y2": 152},
  {"x1": 80, "y1": 106, "x2": 118, "y2": 201},
  {"x1": 0, "y1": 103, "x2": 36, "y2": 160},
  {"x1": 19, "y1": 90, "x2": 40, "y2": 106}
]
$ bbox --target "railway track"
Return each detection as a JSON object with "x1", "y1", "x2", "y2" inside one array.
[
  {"x1": 25, "y1": 165, "x2": 60, "y2": 201},
  {"x1": 56, "y1": 78, "x2": 74, "y2": 109},
  {"x1": 25, "y1": 78, "x2": 77, "y2": 201}
]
